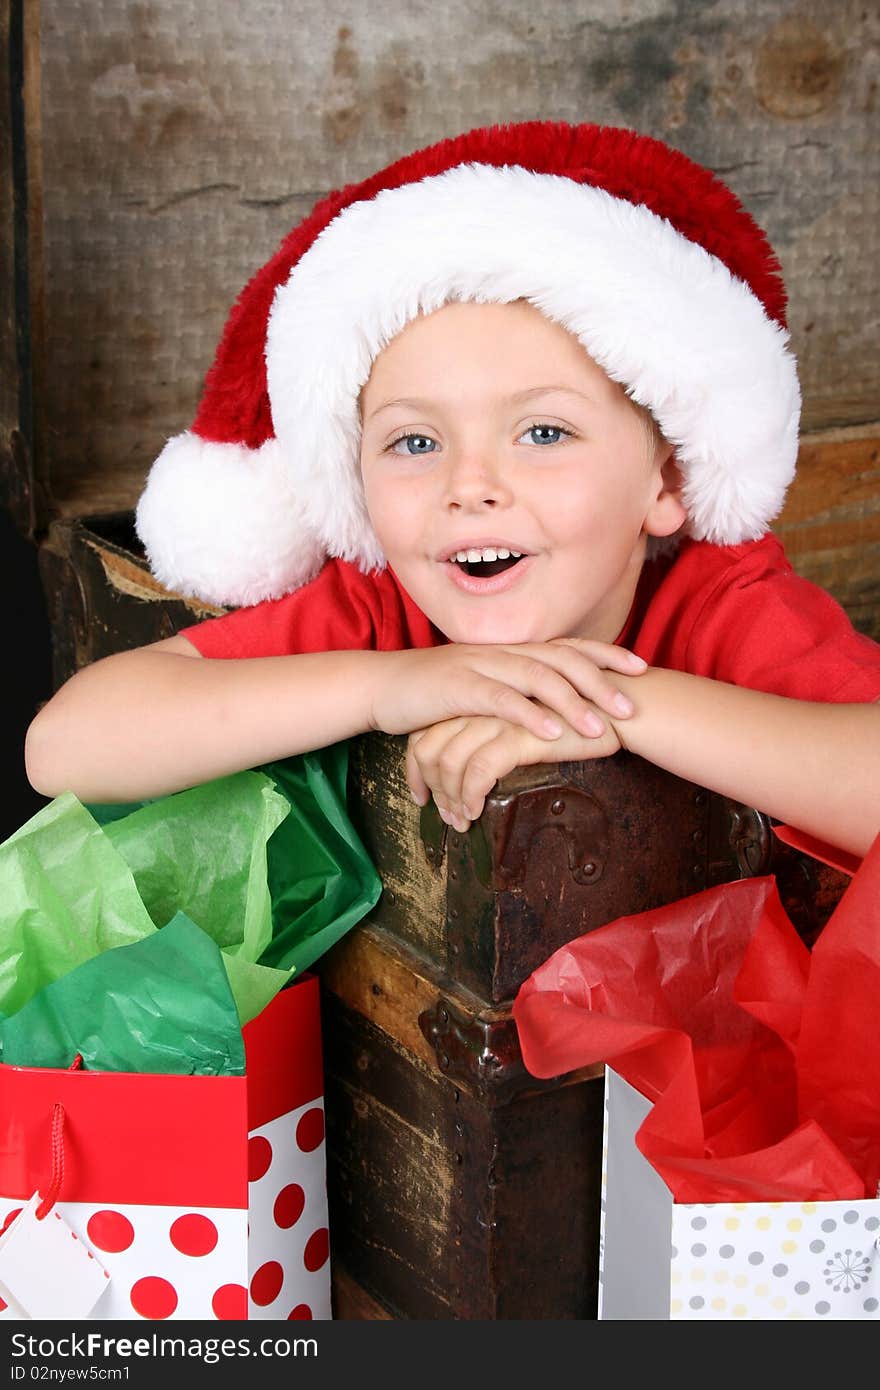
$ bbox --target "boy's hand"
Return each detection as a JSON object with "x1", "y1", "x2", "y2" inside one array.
[
  {"x1": 371, "y1": 640, "x2": 646, "y2": 743},
  {"x1": 405, "y1": 709, "x2": 622, "y2": 832}
]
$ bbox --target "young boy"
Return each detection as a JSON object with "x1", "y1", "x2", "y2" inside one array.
[{"x1": 24, "y1": 121, "x2": 880, "y2": 859}]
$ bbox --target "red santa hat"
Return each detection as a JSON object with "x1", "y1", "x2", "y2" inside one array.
[{"x1": 135, "y1": 120, "x2": 800, "y2": 608}]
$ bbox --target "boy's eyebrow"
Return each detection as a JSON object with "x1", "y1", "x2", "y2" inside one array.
[
  {"x1": 509, "y1": 386, "x2": 599, "y2": 406},
  {"x1": 365, "y1": 386, "x2": 598, "y2": 421},
  {"x1": 364, "y1": 397, "x2": 434, "y2": 421}
]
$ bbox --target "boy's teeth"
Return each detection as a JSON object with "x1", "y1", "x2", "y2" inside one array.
[{"x1": 453, "y1": 547, "x2": 522, "y2": 563}]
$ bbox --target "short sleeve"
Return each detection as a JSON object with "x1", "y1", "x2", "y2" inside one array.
[
  {"x1": 179, "y1": 559, "x2": 430, "y2": 658},
  {"x1": 631, "y1": 536, "x2": 880, "y2": 703},
  {"x1": 684, "y1": 541, "x2": 880, "y2": 702}
]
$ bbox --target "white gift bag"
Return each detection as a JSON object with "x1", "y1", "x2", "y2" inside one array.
[{"x1": 599, "y1": 1068, "x2": 880, "y2": 1321}]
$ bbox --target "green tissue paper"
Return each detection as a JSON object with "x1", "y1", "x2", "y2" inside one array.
[
  {"x1": 0, "y1": 911, "x2": 246, "y2": 1076},
  {"x1": 0, "y1": 744, "x2": 381, "y2": 1073}
]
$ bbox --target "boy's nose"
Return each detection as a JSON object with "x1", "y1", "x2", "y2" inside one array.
[{"x1": 443, "y1": 451, "x2": 514, "y2": 511}]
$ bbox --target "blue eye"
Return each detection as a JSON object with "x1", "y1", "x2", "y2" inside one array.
[
  {"x1": 390, "y1": 433, "x2": 437, "y2": 455},
  {"x1": 524, "y1": 424, "x2": 567, "y2": 445}
]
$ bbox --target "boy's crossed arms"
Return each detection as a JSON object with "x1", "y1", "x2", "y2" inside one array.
[
  {"x1": 405, "y1": 658, "x2": 880, "y2": 860},
  {"x1": 26, "y1": 631, "x2": 879, "y2": 861}
]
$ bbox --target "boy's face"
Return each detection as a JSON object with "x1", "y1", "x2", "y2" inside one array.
[{"x1": 359, "y1": 301, "x2": 684, "y2": 645}]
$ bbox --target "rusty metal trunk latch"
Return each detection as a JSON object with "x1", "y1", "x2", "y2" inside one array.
[{"x1": 418, "y1": 994, "x2": 559, "y2": 1107}]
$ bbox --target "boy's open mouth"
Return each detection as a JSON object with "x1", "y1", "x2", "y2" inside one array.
[{"x1": 450, "y1": 546, "x2": 524, "y2": 579}]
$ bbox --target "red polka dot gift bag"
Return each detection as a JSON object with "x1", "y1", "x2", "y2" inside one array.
[
  {"x1": 0, "y1": 973, "x2": 331, "y2": 1321},
  {"x1": 0, "y1": 754, "x2": 382, "y2": 1321}
]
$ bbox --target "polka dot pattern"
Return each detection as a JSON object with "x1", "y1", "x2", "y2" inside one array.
[
  {"x1": 170, "y1": 1213, "x2": 219, "y2": 1257},
  {"x1": 296, "y1": 1108, "x2": 325, "y2": 1153},
  {"x1": 0, "y1": 1094, "x2": 331, "y2": 1323},
  {"x1": 130, "y1": 1276, "x2": 178, "y2": 1320},
  {"x1": 211, "y1": 1283, "x2": 247, "y2": 1320},
  {"x1": 244, "y1": 1100, "x2": 332, "y2": 1319},
  {"x1": 274, "y1": 1184, "x2": 306, "y2": 1229},
  {"x1": 87, "y1": 1210, "x2": 135, "y2": 1253},
  {"x1": 288, "y1": 1303, "x2": 314, "y2": 1319},
  {"x1": 248, "y1": 1135, "x2": 273, "y2": 1182},
  {"x1": 670, "y1": 1200, "x2": 880, "y2": 1320},
  {"x1": 304, "y1": 1227, "x2": 330, "y2": 1272},
  {"x1": 251, "y1": 1260, "x2": 284, "y2": 1306}
]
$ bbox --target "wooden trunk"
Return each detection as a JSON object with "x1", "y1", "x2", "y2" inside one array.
[{"x1": 322, "y1": 735, "x2": 848, "y2": 1318}]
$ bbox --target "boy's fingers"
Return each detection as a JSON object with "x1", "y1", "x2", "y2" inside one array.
[
  {"x1": 500, "y1": 646, "x2": 638, "y2": 723},
  {"x1": 452, "y1": 746, "x2": 498, "y2": 811},
  {"x1": 421, "y1": 720, "x2": 491, "y2": 807},
  {"x1": 434, "y1": 800, "x2": 471, "y2": 833},
  {"x1": 551, "y1": 638, "x2": 648, "y2": 673},
  {"x1": 463, "y1": 677, "x2": 565, "y2": 738},
  {"x1": 411, "y1": 717, "x2": 513, "y2": 821},
  {"x1": 585, "y1": 676, "x2": 634, "y2": 720},
  {"x1": 405, "y1": 734, "x2": 432, "y2": 805},
  {"x1": 472, "y1": 671, "x2": 608, "y2": 739},
  {"x1": 460, "y1": 748, "x2": 513, "y2": 818},
  {"x1": 444, "y1": 723, "x2": 529, "y2": 820},
  {"x1": 458, "y1": 649, "x2": 627, "y2": 733},
  {"x1": 428, "y1": 778, "x2": 472, "y2": 832},
  {"x1": 407, "y1": 726, "x2": 462, "y2": 808}
]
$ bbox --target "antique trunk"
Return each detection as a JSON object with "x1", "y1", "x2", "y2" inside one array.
[
  {"x1": 2, "y1": 0, "x2": 874, "y2": 1320},
  {"x1": 322, "y1": 730, "x2": 848, "y2": 1319}
]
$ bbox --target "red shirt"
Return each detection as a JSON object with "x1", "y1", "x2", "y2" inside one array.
[{"x1": 181, "y1": 534, "x2": 880, "y2": 703}]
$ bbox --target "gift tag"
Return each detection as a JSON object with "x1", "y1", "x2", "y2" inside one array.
[{"x1": 0, "y1": 1192, "x2": 111, "y2": 1319}]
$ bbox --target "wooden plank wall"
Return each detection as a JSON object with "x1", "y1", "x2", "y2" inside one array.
[{"x1": 32, "y1": 0, "x2": 880, "y2": 634}]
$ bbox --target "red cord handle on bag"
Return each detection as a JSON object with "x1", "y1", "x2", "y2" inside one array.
[
  {"x1": 35, "y1": 1054, "x2": 83, "y2": 1221},
  {"x1": 35, "y1": 1103, "x2": 66, "y2": 1220}
]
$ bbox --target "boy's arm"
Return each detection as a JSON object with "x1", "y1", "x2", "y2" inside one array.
[
  {"x1": 407, "y1": 668, "x2": 880, "y2": 860},
  {"x1": 615, "y1": 669, "x2": 879, "y2": 859},
  {"x1": 24, "y1": 633, "x2": 645, "y2": 804},
  {"x1": 24, "y1": 636, "x2": 390, "y2": 803}
]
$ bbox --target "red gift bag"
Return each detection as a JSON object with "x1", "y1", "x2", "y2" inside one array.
[{"x1": 0, "y1": 976, "x2": 331, "y2": 1321}]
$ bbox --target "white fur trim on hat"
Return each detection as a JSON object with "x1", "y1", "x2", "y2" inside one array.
[
  {"x1": 135, "y1": 432, "x2": 324, "y2": 607},
  {"x1": 267, "y1": 163, "x2": 800, "y2": 568}
]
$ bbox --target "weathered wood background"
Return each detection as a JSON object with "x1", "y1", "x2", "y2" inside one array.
[{"x1": 22, "y1": 0, "x2": 880, "y2": 633}]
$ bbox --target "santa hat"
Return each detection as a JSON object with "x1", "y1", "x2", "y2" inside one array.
[{"x1": 135, "y1": 120, "x2": 800, "y2": 609}]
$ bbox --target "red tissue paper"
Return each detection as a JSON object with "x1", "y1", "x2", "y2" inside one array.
[{"x1": 513, "y1": 831, "x2": 880, "y2": 1205}]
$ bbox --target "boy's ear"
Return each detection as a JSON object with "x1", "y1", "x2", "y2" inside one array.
[{"x1": 644, "y1": 447, "x2": 687, "y2": 538}]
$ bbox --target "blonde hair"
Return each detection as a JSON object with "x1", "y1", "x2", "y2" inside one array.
[{"x1": 628, "y1": 396, "x2": 666, "y2": 460}]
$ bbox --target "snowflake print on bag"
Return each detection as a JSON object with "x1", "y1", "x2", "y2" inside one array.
[{"x1": 824, "y1": 1249, "x2": 872, "y2": 1293}]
